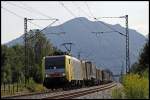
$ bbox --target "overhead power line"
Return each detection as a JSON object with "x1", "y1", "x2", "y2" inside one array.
[
  {"x1": 71, "y1": 2, "x2": 100, "y2": 32},
  {"x1": 2, "y1": 6, "x2": 58, "y2": 39},
  {"x1": 59, "y1": 1, "x2": 93, "y2": 32},
  {"x1": 2, "y1": 6, "x2": 43, "y2": 29},
  {"x1": 5, "y1": 2, "x2": 33, "y2": 13},
  {"x1": 59, "y1": 2, "x2": 97, "y2": 58},
  {"x1": 59, "y1": 2, "x2": 77, "y2": 17},
  {"x1": 2, "y1": 6, "x2": 23, "y2": 19},
  {"x1": 94, "y1": 18, "x2": 126, "y2": 37},
  {"x1": 84, "y1": 1, "x2": 95, "y2": 18},
  {"x1": 83, "y1": 2, "x2": 126, "y2": 37},
  {"x1": 71, "y1": 2, "x2": 92, "y2": 18},
  {"x1": 6, "y1": 2, "x2": 57, "y2": 20},
  {"x1": 20, "y1": 2, "x2": 57, "y2": 20}
]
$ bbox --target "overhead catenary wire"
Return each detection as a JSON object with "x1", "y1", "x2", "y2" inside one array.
[
  {"x1": 85, "y1": 2, "x2": 131, "y2": 73},
  {"x1": 94, "y1": 18, "x2": 126, "y2": 36},
  {"x1": 71, "y1": 2, "x2": 99, "y2": 32},
  {"x1": 19, "y1": 2, "x2": 57, "y2": 20},
  {"x1": 27, "y1": 19, "x2": 58, "y2": 40},
  {"x1": 5, "y1": 2, "x2": 34, "y2": 14},
  {"x1": 59, "y1": 1, "x2": 95, "y2": 57},
  {"x1": 84, "y1": 2, "x2": 126, "y2": 37},
  {"x1": 2, "y1": 6, "x2": 24, "y2": 19},
  {"x1": 71, "y1": 2, "x2": 92, "y2": 19},
  {"x1": 6, "y1": 1, "x2": 66, "y2": 54},
  {"x1": 59, "y1": 1, "x2": 94, "y2": 33},
  {"x1": 60, "y1": 2, "x2": 100, "y2": 58},
  {"x1": 2, "y1": 6, "x2": 41, "y2": 29},
  {"x1": 5, "y1": 2, "x2": 58, "y2": 30},
  {"x1": 71, "y1": 2, "x2": 106, "y2": 60},
  {"x1": 2, "y1": 5, "x2": 57, "y2": 41},
  {"x1": 84, "y1": 2, "x2": 129, "y2": 72},
  {"x1": 6, "y1": 2, "x2": 59, "y2": 30},
  {"x1": 16, "y1": 2, "x2": 63, "y2": 42},
  {"x1": 6, "y1": 2, "x2": 58, "y2": 20},
  {"x1": 84, "y1": 1, "x2": 95, "y2": 18}
]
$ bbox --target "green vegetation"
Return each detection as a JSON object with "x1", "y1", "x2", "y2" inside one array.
[
  {"x1": 112, "y1": 40, "x2": 149, "y2": 99},
  {"x1": 112, "y1": 71, "x2": 149, "y2": 99},
  {"x1": 130, "y1": 40, "x2": 149, "y2": 75},
  {"x1": 1, "y1": 30, "x2": 65, "y2": 96},
  {"x1": 1, "y1": 79, "x2": 46, "y2": 96},
  {"x1": 112, "y1": 87, "x2": 124, "y2": 99},
  {"x1": 122, "y1": 73, "x2": 149, "y2": 99},
  {"x1": 26, "y1": 78, "x2": 45, "y2": 92}
]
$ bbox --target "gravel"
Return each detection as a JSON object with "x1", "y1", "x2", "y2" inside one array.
[{"x1": 74, "y1": 82, "x2": 123, "y2": 99}]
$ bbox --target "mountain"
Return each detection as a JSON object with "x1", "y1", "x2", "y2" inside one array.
[{"x1": 6, "y1": 17, "x2": 147, "y2": 74}]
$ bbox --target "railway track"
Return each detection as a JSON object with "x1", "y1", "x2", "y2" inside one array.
[
  {"x1": 2, "y1": 82, "x2": 116, "y2": 99},
  {"x1": 43, "y1": 82, "x2": 117, "y2": 99}
]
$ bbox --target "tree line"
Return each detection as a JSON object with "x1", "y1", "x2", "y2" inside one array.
[
  {"x1": 1, "y1": 30, "x2": 66, "y2": 84},
  {"x1": 130, "y1": 38, "x2": 149, "y2": 75}
]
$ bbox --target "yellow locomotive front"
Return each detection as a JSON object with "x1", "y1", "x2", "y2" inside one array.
[
  {"x1": 43, "y1": 55, "x2": 84, "y2": 89},
  {"x1": 43, "y1": 55, "x2": 68, "y2": 89}
]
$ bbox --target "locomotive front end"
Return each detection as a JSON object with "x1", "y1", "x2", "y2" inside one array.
[{"x1": 43, "y1": 55, "x2": 67, "y2": 89}]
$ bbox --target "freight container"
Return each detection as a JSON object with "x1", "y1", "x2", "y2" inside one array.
[
  {"x1": 71, "y1": 56, "x2": 83, "y2": 80},
  {"x1": 85, "y1": 61, "x2": 92, "y2": 80},
  {"x1": 81, "y1": 60, "x2": 87, "y2": 80}
]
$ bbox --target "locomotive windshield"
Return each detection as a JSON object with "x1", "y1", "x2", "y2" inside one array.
[{"x1": 45, "y1": 56, "x2": 65, "y2": 69}]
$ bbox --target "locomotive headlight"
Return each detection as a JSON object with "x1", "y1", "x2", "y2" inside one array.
[
  {"x1": 62, "y1": 73, "x2": 66, "y2": 76},
  {"x1": 46, "y1": 74, "x2": 48, "y2": 77}
]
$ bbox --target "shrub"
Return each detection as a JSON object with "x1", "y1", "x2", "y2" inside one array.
[
  {"x1": 26, "y1": 78, "x2": 45, "y2": 92},
  {"x1": 112, "y1": 72, "x2": 149, "y2": 99},
  {"x1": 122, "y1": 73, "x2": 149, "y2": 99},
  {"x1": 26, "y1": 78, "x2": 36, "y2": 92}
]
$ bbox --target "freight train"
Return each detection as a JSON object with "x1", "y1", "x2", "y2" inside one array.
[{"x1": 42, "y1": 55, "x2": 113, "y2": 89}]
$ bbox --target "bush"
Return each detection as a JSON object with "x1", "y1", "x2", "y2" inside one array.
[
  {"x1": 112, "y1": 72, "x2": 149, "y2": 99},
  {"x1": 26, "y1": 78, "x2": 36, "y2": 92},
  {"x1": 34, "y1": 84, "x2": 45, "y2": 92},
  {"x1": 122, "y1": 73, "x2": 149, "y2": 99},
  {"x1": 26, "y1": 78, "x2": 45, "y2": 92}
]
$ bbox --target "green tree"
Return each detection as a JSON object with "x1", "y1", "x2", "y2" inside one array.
[
  {"x1": 1, "y1": 45, "x2": 8, "y2": 83},
  {"x1": 1, "y1": 29, "x2": 66, "y2": 85},
  {"x1": 131, "y1": 40, "x2": 149, "y2": 74},
  {"x1": 27, "y1": 30, "x2": 54, "y2": 83}
]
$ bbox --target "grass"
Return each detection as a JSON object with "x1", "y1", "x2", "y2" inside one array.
[
  {"x1": 1, "y1": 83, "x2": 28, "y2": 96},
  {"x1": 1, "y1": 79, "x2": 47, "y2": 96},
  {"x1": 26, "y1": 78, "x2": 46, "y2": 92},
  {"x1": 112, "y1": 87, "x2": 124, "y2": 99}
]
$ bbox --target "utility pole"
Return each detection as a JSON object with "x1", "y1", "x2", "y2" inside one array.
[
  {"x1": 24, "y1": 18, "x2": 58, "y2": 87},
  {"x1": 125, "y1": 15, "x2": 130, "y2": 73},
  {"x1": 24, "y1": 18, "x2": 27, "y2": 87},
  {"x1": 93, "y1": 15, "x2": 130, "y2": 74}
]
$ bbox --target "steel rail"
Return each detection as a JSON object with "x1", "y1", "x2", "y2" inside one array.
[
  {"x1": 43, "y1": 82, "x2": 116, "y2": 99},
  {"x1": 2, "y1": 82, "x2": 116, "y2": 99}
]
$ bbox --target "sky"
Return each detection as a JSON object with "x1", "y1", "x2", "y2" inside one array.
[{"x1": 1, "y1": 1, "x2": 149, "y2": 44}]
